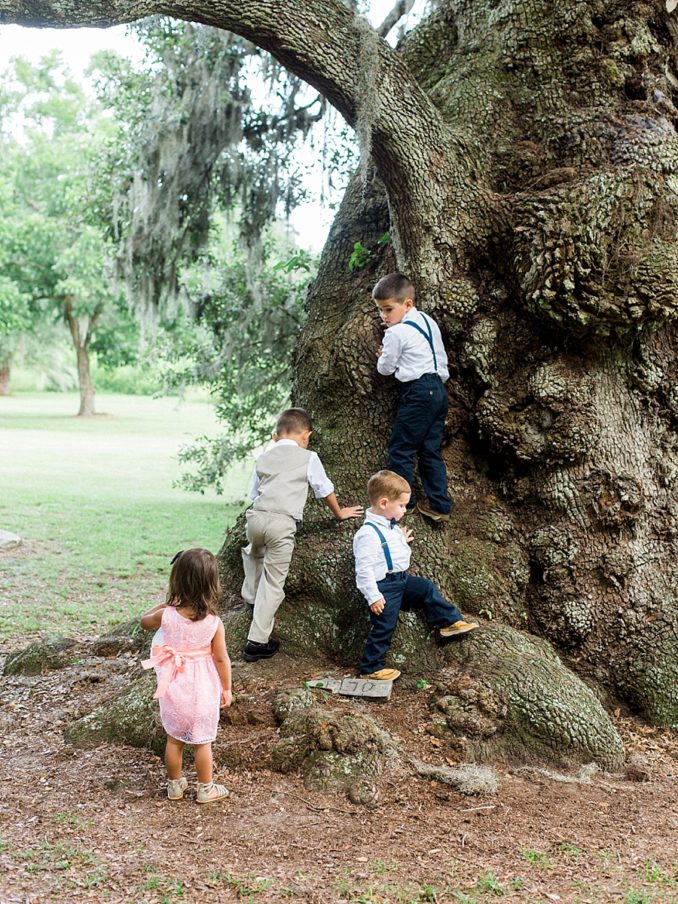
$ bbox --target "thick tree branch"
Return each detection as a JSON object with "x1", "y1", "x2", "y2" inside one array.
[
  {"x1": 0, "y1": 1, "x2": 443, "y2": 138},
  {"x1": 0, "y1": 0, "x2": 461, "y2": 271}
]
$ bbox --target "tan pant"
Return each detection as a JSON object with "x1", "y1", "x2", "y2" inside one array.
[{"x1": 241, "y1": 509, "x2": 297, "y2": 643}]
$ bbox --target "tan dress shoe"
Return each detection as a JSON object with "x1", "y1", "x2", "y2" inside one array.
[
  {"x1": 359, "y1": 668, "x2": 402, "y2": 680},
  {"x1": 439, "y1": 620, "x2": 478, "y2": 638}
]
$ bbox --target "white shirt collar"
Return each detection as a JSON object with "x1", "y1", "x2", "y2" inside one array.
[
  {"x1": 365, "y1": 511, "x2": 398, "y2": 528},
  {"x1": 401, "y1": 307, "x2": 420, "y2": 323},
  {"x1": 275, "y1": 438, "x2": 300, "y2": 447}
]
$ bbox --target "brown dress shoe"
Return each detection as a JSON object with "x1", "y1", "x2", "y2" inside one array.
[{"x1": 416, "y1": 502, "x2": 450, "y2": 522}]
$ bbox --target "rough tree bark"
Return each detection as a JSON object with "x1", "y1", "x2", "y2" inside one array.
[{"x1": 3, "y1": 0, "x2": 677, "y2": 761}]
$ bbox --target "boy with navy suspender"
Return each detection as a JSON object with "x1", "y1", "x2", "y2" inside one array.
[
  {"x1": 373, "y1": 272, "x2": 453, "y2": 522},
  {"x1": 354, "y1": 470, "x2": 478, "y2": 680}
]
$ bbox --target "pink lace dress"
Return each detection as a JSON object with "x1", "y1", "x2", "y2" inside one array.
[{"x1": 145, "y1": 607, "x2": 222, "y2": 745}]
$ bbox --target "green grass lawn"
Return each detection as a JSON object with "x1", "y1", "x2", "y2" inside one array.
[{"x1": 0, "y1": 392, "x2": 247, "y2": 640}]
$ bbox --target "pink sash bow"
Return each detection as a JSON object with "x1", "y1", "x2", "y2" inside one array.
[{"x1": 141, "y1": 643, "x2": 213, "y2": 699}]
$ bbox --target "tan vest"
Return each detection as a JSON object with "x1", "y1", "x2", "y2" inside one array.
[{"x1": 252, "y1": 443, "x2": 313, "y2": 521}]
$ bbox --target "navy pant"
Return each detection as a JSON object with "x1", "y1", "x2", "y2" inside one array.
[
  {"x1": 388, "y1": 373, "x2": 452, "y2": 513},
  {"x1": 359, "y1": 572, "x2": 463, "y2": 674}
]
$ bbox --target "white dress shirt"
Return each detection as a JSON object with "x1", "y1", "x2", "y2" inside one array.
[
  {"x1": 353, "y1": 512, "x2": 412, "y2": 605},
  {"x1": 249, "y1": 439, "x2": 334, "y2": 501},
  {"x1": 377, "y1": 307, "x2": 449, "y2": 383}
]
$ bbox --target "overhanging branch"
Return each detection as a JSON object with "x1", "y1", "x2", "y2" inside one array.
[{"x1": 0, "y1": 0, "x2": 451, "y2": 212}]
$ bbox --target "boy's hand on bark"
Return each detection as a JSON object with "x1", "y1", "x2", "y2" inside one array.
[
  {"x1": 338, "y1": 505, "x2": 364, "y2": 520},
  {"x1": 376, "y1": 345, "x2": 383, "y2": 357},
  {"x1": 370, "y1": 598, "x2": 386, "y2": 615},
  {"x1": 403, "y1": 527, "x2": 414, "y2": 544},
  {"x1": 220, "y1": 689, "x2": 232, "y2": 708}
]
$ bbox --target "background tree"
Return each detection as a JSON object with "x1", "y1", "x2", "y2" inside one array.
[
  {"x1": 89, "y1": 19, "x2": 327, "y2": 480},
  {"x1": 0, "y1": 54, "x2": 128, "y2": 413},
  {"x1": 0, "y1": 173, "x2": 32, "y2": 394},
  {"x1": 160, "y1": 227, "x2": 314, "y2": 495},
  {"x1": 2, "y1": 0, "x2": 677, "y2": 766}
]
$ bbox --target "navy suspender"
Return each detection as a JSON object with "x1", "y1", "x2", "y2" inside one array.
[
  {"x1": 404, "y1": 313, "x2": 437, "y2": 370},
  {"x1": 365, "y1": 522, "x2": 394, "y2": 571}
]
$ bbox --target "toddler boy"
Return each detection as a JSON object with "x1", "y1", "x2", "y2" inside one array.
[
  {"x1": 242, "y1": 407, "x2": 362, "y2": 661},
  {"x1": 374, "y1": 272, "x2": 452, "y2": 522},
  {"x1": 354, "y1": 470, "x2": 477, "y2": 680}
]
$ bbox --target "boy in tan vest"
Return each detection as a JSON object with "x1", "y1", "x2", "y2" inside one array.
[{"x1": 241, "y1": 408, "x2": 362, "y2": 661}]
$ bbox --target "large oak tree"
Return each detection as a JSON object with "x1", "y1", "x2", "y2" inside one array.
[{"x1": 4, "y1": 0, "x2": 677, "y2": 766}]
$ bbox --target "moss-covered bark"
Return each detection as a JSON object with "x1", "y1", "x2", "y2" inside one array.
[
  {"x1": 248, "y1": 0, "x2": 678, "y2": 730},
  {"x1": 270, "y1": 690, "x2": 392, "y2": 791},
  {"x1": 3, "y1": 0, "x2": 677, "y2": 740},
  {"x1": 3, "y1": 636, "x2": 78, "y2": 676},
  {"x1": 65, "y1": 671, "x2": 166, "y2": 756},
  {"x1": 434, "y1": 624, "x2": 625, "y2": 769}
]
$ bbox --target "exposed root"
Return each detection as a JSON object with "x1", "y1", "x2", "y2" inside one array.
[{"x1": 409, "y1": 756, "x2": 500, "y2": 795}]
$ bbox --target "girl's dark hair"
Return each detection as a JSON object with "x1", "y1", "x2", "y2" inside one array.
[{"x1": 167, "y1": 548, "x2": 220, "y2": 620}]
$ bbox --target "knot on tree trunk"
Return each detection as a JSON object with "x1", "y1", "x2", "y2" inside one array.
[
  {"x1": 511, "y1": 170, "x2": 678, "y2": 336},
  {"x1": 271, "y1": 694, "x2": 393, "y2": 791}
]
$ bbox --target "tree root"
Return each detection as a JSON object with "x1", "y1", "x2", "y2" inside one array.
[{"x1": 408, "y1": 756, "x2": 500, "y2": 795}]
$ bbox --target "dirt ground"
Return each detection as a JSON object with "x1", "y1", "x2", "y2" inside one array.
[{"x1": 0, "y1": 639, "x2": 676, "y2": 904}]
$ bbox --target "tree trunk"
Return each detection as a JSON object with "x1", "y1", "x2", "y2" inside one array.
[
  {"x1": 5, "y1": 0, "x2": 677, "y2": 752},
  {"x1": 0, "y1": 359, "x2": 10, "y2": 396},
  {"x1": 64, "y1": 298, "x2": 97, "y2": 417},
  {"x1": 75, "y1": 342, "x2": 96, "y2": 417},
  {"x1": 218, "y1": 0, "x2": 678, "y2": 737},
  {"x1": 280, "y1": 1, "x2": 678, "y2": 733}
]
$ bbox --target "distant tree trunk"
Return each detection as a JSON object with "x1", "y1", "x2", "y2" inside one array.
[
  {"x1": 0, "y1": 359, "x2": 10, "y2": 396},
  {"x1": 74, "y1": 343, "x2": 95, "y2": 417},
  {"x1": 6, "y1": 0, "x2": 677, "y2": 748},
  {"x1": 64, "y1": 297, "x2": 101, "y2": 417}
]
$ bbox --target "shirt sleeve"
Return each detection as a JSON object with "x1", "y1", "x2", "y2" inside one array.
[
  {"x1": 353, "y1": 529, "x2": 385, "y2": 605},
  {"x1": 377, "y1": 327, "x2": 403, "y2": 376},
  {"x1": 249, "y1": 468, "x2": 260, "y2": 502},
  {"x1": 307, "y1": 452, "x2": 334, "y2": 499}
]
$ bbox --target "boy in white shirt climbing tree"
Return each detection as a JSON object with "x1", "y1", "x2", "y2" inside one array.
[
  {"x1": 374, "y1": 272, "x2": 453, "y2": 522},
  {"x1": 354, "y1": 470, "x2": 477, "y2": 680}
]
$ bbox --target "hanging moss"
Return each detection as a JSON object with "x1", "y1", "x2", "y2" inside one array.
[{"x1": 110, "y1": 20, "x2": 324, "y2": 323}]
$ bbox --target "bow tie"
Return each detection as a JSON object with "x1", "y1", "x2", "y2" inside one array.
[{"x1": 390, "y1": 518, "x2": 398, "y2": 528}]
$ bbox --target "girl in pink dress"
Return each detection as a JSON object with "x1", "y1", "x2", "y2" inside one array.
[{"x1": 141, "y1": 548, "x2": 232, "y2": 804}]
